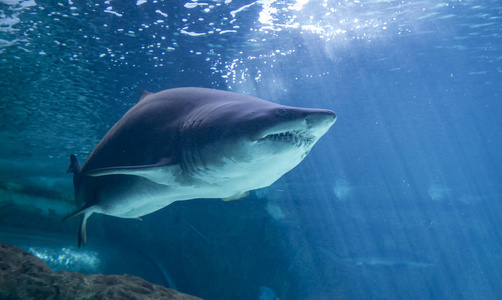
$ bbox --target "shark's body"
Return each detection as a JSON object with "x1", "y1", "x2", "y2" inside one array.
[{"x1": 66, "y1": 87, "x2": 336, "y2": 246}]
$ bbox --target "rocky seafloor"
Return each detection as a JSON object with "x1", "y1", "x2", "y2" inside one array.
[{"x1": 0, "y1": 243, "x2": 202, "y2": 300}]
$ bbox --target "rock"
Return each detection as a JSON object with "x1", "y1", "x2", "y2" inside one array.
[{"x1": 0, "y1": 243, "x2": 202, "y2": 300}]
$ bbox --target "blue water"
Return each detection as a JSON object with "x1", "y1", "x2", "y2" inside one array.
[{"x1": 1, "y1": 0, "x2": 501, "y2": 299}]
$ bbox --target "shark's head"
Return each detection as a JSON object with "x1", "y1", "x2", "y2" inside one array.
[{"x1": 179, "y1": 97, "x2": 336, "y2": 189}]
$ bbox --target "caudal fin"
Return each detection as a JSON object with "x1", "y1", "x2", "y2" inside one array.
[
  {"x1": 67, "y1": 154, "x2": 81, "y2": 174},
  {"x1": 65, "y1": 154, "x2": 91, "y2": 247},
  {"x1": 62, "y1": 206, "x2": 93, "y2": 248},
  {"x1": 78, "y1": 212, "x2": 92, "y2": 248}
]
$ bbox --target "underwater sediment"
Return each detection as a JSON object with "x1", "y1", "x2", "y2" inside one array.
[{"x1": 0, "y1": 243, "x2": 201, "y2": 300}]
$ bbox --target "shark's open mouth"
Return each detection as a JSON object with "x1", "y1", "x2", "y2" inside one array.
[{"x1": 260, "y1": 130, "x2": 315, "y2": 147}]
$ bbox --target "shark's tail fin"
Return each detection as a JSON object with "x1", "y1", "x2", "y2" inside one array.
[
  {"x1": 67, "y1": 154, "x2": 83, "y2": 209},
  {"x1": 62, "y1": 206, "x2": 93, "y2": 248},
  {"x1": 65, "y1": 154, "x2": 94, "y2": 247},
  {"x1": 67, "y1": 154, "x2": 82, "y2": 191},
  {"x1": 67, "y1": 154, "x2": 81, "y2": 174},
  {"x1": 77, "y1": 212, "x2": 92, "y2": 248}
]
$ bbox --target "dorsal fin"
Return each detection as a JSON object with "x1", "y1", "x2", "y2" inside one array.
[{"x1": 139, "y1": 90, "x2": 152, "y2": 101}]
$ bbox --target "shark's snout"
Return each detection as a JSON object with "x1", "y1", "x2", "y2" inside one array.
[{"x1": 305, "y1": 109, "x2": 337, "y2": 130}]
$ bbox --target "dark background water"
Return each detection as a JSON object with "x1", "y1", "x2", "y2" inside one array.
[{"x1": 1, "y1": 0, "x2": 502, "y2": 299}]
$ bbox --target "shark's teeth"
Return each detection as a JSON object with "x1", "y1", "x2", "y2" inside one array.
[{"x1": 261, "y1": 130, "x2": 315, "y2": 146}]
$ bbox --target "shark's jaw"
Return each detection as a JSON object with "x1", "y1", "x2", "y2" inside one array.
[
  {"x1": 253, "y1": 109, "x2": 336, "y2": 153},
  {"x1": 258, "y1": 130, "x2": 316, "y2": 148}
]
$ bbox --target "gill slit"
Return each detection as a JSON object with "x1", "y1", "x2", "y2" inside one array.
[
  {"x1": 178, "y1": 121, "x2": 192, "y2": 174},
  {"x1": 192, "y1": 119, "x2": 207, "y2": 174},
  {"x1": 180, "y1": 119, "x2": 207, "y2": 175}
]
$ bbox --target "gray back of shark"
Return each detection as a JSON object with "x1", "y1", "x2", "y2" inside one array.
[{"x1": 65, "y1": 87, "x2": 336, "y2": 247}]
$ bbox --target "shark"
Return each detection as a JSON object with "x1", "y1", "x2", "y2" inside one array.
[
  {"x1": 319, "y1": 248, "x2": 435, "y2": 269},
  {"x1": 65, "y1": 87, "x2": 336, "y2": 246}
]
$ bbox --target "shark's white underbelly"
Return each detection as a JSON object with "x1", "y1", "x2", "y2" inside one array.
[{"x1": 92, "y1": 174, "x2": 277, "y2": 219}]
